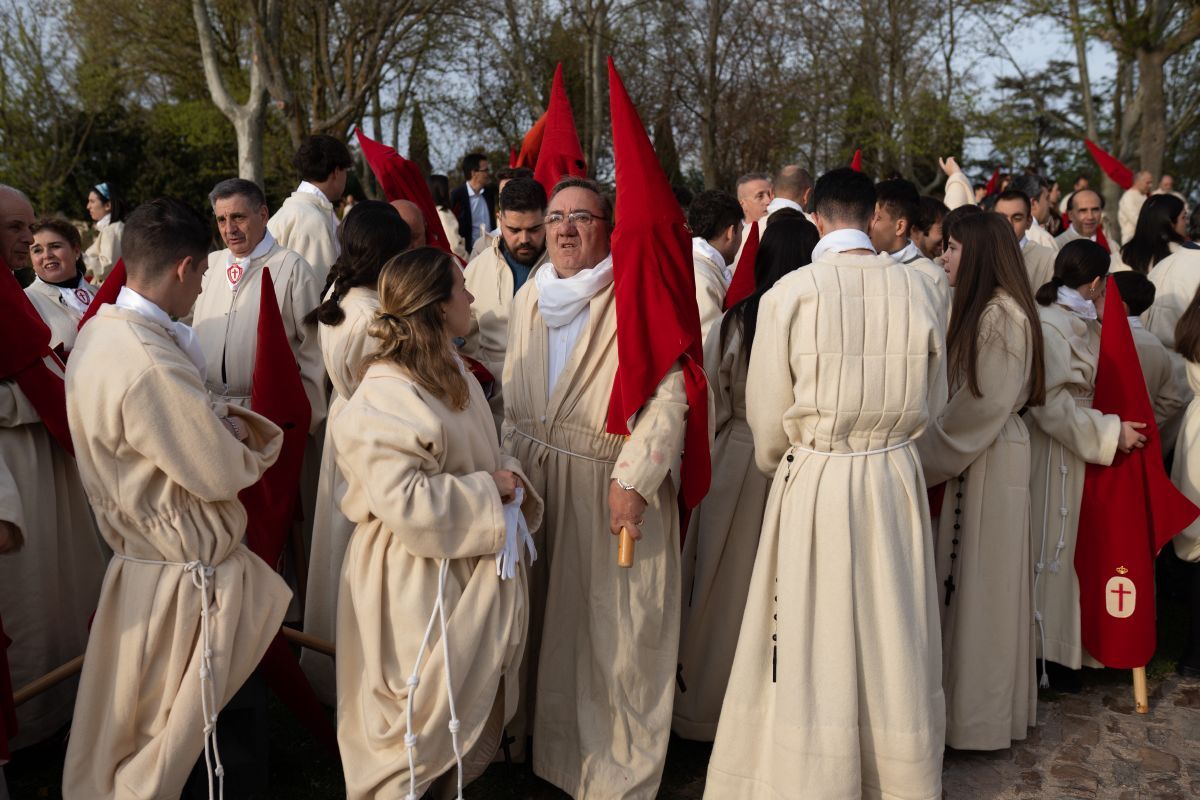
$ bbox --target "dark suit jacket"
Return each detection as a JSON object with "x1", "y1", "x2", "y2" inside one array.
[{"x1": 449, "y1": 183, "x2": 497, "y2": 252}]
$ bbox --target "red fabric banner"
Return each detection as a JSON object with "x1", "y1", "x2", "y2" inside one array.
[
  {"x1": 1085, "y1": 140, "x2": 1134, "y2": 191},
  {"x1": 533, "y1": 64, "x2": 587, "y2": 198},
  {"x1": 723, "y1": 220, "x2": 760, "y2": 310},
  {"x1": 606, "y1": 57, "x2": 711, "y2": 513},
  {"x1": 514, "y1": 111, "x2": 548, "y2": 169},
  {"x1": 850, "y1": 149, "x2": 862, "y2": 172},
  {"x1": 1075, "y1": 277, "x2": 1199, "y2": 668},
  {"x1": 77, "y1": 259, "x2": 125, "y2": 331}
]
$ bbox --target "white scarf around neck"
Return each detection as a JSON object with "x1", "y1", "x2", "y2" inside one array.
[
  {"x1": 95, "y1": 213, "x2": 112, "y2": 231},
  {"x1": 535, "y1": 254, "x2": 614, "y2": 328},
  {"x1": 1056, "y1": 285, "x2": 1098, "y2": 320},
  {"x1": 1128, "y1": 315, "x2": 1144, "y2": 329},
  {"x1": 889, "y1": 240, "x2": 922, "y2": 264},
  {"x1": 692, "y1": 237, "x2": 727, "y2": 271},
  {"x1": 116, "y1": 286, "x2": 208, "y2": 377},
  {"x1": 811, "y1": 228, "x2": 877, "y2": 263}
]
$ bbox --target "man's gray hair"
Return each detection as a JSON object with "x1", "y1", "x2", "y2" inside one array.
[
  {"x1": 208, "y1": 178, "x2": 267, "y2": 211},
  {"x1": 735, "y1": 172, "x2": 771, "y2": 191},
  {"x1": 549, "y1": 176, "x2": 613, "y2": 219},
  {"x1": 0, "y1": 184, "x2": 31, "y2": 204}
]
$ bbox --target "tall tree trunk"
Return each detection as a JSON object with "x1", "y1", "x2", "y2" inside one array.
[
  {"x1": 588, "y1": 1, "x2": 607, "y2": 177},
  {"x1": 1067, "y1": 0, "x2": 1119, "y2": 234},
  {"x1": 700, "y1": 0, "x2": 720, "y2": 188},
  {"x1": 1136, "y1": 48, "x2": 1168, "y2": 178}
]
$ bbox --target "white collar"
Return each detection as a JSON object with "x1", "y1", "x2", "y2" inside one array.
[
  {"x1": 1056, "y1": 286, "x2": 1098, "y2": 320},
  {"x1": 227, "y1": 230, "x2": 277, "y2": 265},
  {"x1": 115, "y1": 286, "x2": 208, "y2": 377},
  {"x1": 467, "y1": 182, "x2": 485, "y2": 199},
  {"x1": 296, "y1": 181, "x2": 333, "y2": 207},
  {"x1": 812, "y1": 228, "x2": 877, "y2": 262},
  {"x1": 1030, "y1": 216, "x2": 1044, "y2": 232},
  {"x1": 889, "y1": 240, "x2": 922, "y2": 264},
  {"x1": 692, "y1": 237, "x2": 727, "y2": 271},
  {"x1": 38, "y1": 277, "x2": 94, "y2": 315},
  {"x1": 766, "y1": 197, "x2": 803, "y2": 216},
  {"x1": 95, "y1": 213, "x2": 112, "y2": 230},
  {"x1": 535, "y1": 254, "x2": 614, "y2": 328},
  {"x1": 1019, "y1": 234, "x2": 1029, "y2": 250},
  {"x1": 1128, "y1": 316, "x2": 1144, "y2": 329},
  {"x1": 1067, "y1": 224, "x2": 1097, "y2": 243}
]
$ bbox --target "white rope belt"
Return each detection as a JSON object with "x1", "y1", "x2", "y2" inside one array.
[
  {"x1": 789, "y1": 439, "x2": 912, "y2": 457},
  {"x1": 115, "y1": 553, "x2": 226, "y2": 800},
  {"x1": 507, "y1": 427, "x2": 618, "y2": 465}
]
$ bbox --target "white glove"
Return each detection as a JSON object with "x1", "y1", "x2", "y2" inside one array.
[{"x1": 496, "y1": 487, "x2": 537, "y2": 580}]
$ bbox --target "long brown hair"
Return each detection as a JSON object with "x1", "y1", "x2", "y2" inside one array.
[
  {"x1": 944, "y1": 212, "x2": 1046, "y2": 405},
  {"x1": 363, "y1": 247, "x2": 469, "y2": 410},
  {"x1": 1175, "y1": 284, "x2": 1200, "y2": 364}
]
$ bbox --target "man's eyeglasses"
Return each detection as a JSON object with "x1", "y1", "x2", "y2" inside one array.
[{"x1": 545, "y1": 211, "x2": 609, "y2": 228}]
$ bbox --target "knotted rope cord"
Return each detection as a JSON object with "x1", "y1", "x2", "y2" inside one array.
[{"x1": 115, "y1": 554, "x2": 226, "y2": 800}]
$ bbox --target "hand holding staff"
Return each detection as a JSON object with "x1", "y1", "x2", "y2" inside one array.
[{"x1": 609, "y1": 478, "x2": 646, "y2": 568}]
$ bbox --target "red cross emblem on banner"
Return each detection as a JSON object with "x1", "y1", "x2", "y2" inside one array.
[
  {"x1": 227, "y1": 263, "x2": 244, "y2": 287},
  {"x1": 1105, "y1": 569, "x2": 1136, "y2": 619}
]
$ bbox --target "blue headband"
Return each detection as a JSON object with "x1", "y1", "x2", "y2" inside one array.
[{"x1": 94, "y1": 182, "x2": 110, "y2": 201}]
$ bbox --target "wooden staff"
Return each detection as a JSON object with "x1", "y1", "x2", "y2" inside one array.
[
  {"x1": 281, "y1": 626, "x2": 335, "y2": 658},
  {"x1": 617, "y1": 526, "x2": 635, "y2": 568},
  {"x1": 1133, "y1": 666, "x2": 1148, "y2": 713},
  {"x1": 13, "y1": 655, "x2": 84, "y2": 707}
]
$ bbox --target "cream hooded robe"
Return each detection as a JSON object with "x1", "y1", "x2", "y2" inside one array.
[
  {"x1": 62, "y1": 304, "x2": 290, "y2": 800},
  {"x1": 705, "y1": 250, "x2": 947, "y2": 800},
  {"x1": 301, "y1": 285, "x2": 378, "y2": 704},
  {"x1": 0, "y1": 362, "x2": 104, "y2": 750},
  {"x1": 916, "y1": 292, "x2": 1037, "y2": 751},
  {"x1": 267, "y1": 187, "x2": 341, "y2": 280},
  {"x1": 1170, "y1": 360, "x2": 1200, "y2": 561},
  {"x1": 24, "y1": 278, "x2": 98, "y2": 352},
  {"x1": 673, "y1": 317, "x2": 769, "y2": 742},
  {"x1": 501, "y1": 275, "x2": 689, "y2": 800},
  {"x1": 333, "y1": 359, "x2": 542, "y2": 800},
  {"x1": 692, "y1": 243, "x2": 730, "y2": 344},
  {"x1": 1027, "y1": 303, "x2": 1121, "y2": 670},
  {"x1": 82, "y1": 218, "x2": 123, "y2": 284}
]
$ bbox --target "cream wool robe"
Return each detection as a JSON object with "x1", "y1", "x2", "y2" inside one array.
[
  {"x1": 693, "y1": 244, "x2": 731, "y2": 344},
  {"x1": 82, "y1": 218, "x2": 124, "y2": 284},
  {"x1": 0, "y1": 366, "x2": 104, "y2": 750},
  {"x1": 461, "y1": 239, "x2": 548, "y2": 429},
  {"x1": 62, "y1": 304, "x2": 290, "y2": 799},
  {"x1": 706, "y1": 250, "x2": 947, "y2": 800},
  {"x1": 301, "y1": 285, "x2": 379, "y2": 705},
  {"x1": 24, "y1": 278, "x2": 98, "y2": 352},
  {"x1": 1170, "y1": 360, "x2": 1200, "y2": 561},
  {"x1": 674, "y1": 317, "x2": 768, "y2": 742},
  {"x1": 333, "y1": 360, "x2": 542, "y2": 800},
  {"x1": 1027, "y1": 304, "x2": 1121, "y2": 670},
  {"x1": 267, "y1": 187, "x2": 341, "y2": 279},
  {"x1": 1028, "y1": 219, "x2": 1059, "y2": 252},
  {"x1": 501, "y1": 278, "x2": 688, "y2": 800},
  {"x1": 1023, "y1": 240, "x2": 1056, "y2": 292},
  {"x1": 1130, "y1": 323, "x2": 1188, "y2": 431},
  {"x1": 916, "y1": 292, "x2": 1037, "y2": 751}
]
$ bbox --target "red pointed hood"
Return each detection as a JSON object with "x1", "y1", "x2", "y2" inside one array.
[
  {"x1": 77, "y1": 259, "x2": 126, "y2": 331},
  {"x1": 1085, "y1": 140, "x2": 1134, "y2": 191},
  {"x1": 354, "y1": 128, "x2": 454, "y2": 255},
  {"x1": 0, "y1": 263, "x2": 73, "y2": 455},
  {"x1": 533, "y1": 64, "x2": 587, "y2": 197},
  {"x1": 984, "y1": 167, "x2": 1001, "y2": 196},
  {"x1": 606, "y1": 57, "x2": 711, "y2": 511},
  {"x1": 1075, "y1": 277, "x2": 1199, "y2": 668},
  {"x1": 724, "y1": 220, "x2": 760, "y2": 310},
  {"x1": 515, "y1": 111, "x2": 549, "y2": 169},
  {"x1": 850, "y1": 149, "x2": 862, "y2": 172}
]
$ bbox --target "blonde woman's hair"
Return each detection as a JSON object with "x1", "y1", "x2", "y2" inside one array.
[{"x1": 364, "y1": 247, "x2": 469, "y2": 410}]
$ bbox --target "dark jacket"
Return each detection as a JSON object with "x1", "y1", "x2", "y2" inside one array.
[{"x1": 449, "y1": 183, "x2": 497, "y2": 252}]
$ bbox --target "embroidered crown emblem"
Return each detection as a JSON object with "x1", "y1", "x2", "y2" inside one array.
[{"x1": 1115, "y1": 566, "x2": 1129, "y2": 575}]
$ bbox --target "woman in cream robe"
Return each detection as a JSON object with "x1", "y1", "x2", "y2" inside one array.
[
  {"x1": 301, "y1": 200, "x2": 408, "y2": 704},
  {"x1": 63, "y1": 301, "x2": 290, "y2": 799},
  {"x1": 24, "y1": 278, "x2": 96, "y2": 353},
  {"x1": 83, "y1": 182, "x2": 125, "y2": 285},
  {"x1": 333, "y1": 248, "x2": 541, "y2": 799},
  {"x1": 917, "y1": 213, "x2": 1042, "y2": 751},
  {"x1": 706, "y1": 243, "x2": 947, "y2": 800},
  {"x1": 1027, "y1": 242, "x2": 1131, "y2": 674},
  {"x1": 26, "y1": 218, "x2": 99, "y2": 353}
]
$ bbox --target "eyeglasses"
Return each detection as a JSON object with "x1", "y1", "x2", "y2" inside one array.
[{"x1": 545, "y1": 211, "x2": 609, "y2": 228}]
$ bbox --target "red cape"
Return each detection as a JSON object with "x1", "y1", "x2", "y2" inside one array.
[
  {"x1": 1075, "y1": 277, "x2": 1199, "y2": 667},
  {"x1": 607, "y1": 58, "x2": 711, "y2": 512}
]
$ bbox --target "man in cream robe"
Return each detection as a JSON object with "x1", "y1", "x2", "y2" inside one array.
[
  {"x1": 1119, "y1": 171, "x2": 1153, "y2": 244},
  {"x1": 267, "y1": 134, "x2": 353, "y2": 280},
  {"x1": 0, "y1": 351, "x2": 104, "y2": 752},
  {"x1": 687, "y1": 189, "x2": 742, "y2": 342},
  {"x1": 731, "y1": 172, "x2": 773, "y2": 266},
  {"x1": 461, "y1": 177, "x2": 548, "y2": 429},
  {"x1": 192, "y1": 179, "x2": 326, "y2": 549},
  {"x1": 63, "y1": 198, "x2": 290, "y2": 799},
  {"x1": 871, "y1": 178, "x2": 951, "y2": 323},
  {"x1": 502, "y1": 178, "x2": 689, "y2": 799},
  {"x1": 765, "y1": 165, "x2": 815, "y2": 223},
  {"x1": 995, "y1": 190, "x2": 1057, "y2": 291},
  {"x1": 1055, "y1": 189, "x2": 1103, "y2": 249},
  {"x1": 1009, "y1": 174, "x2": 1059, "y2": 252},
  {"x1": 707, "y1": 167, "x2": 946, "y2": 799}
]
